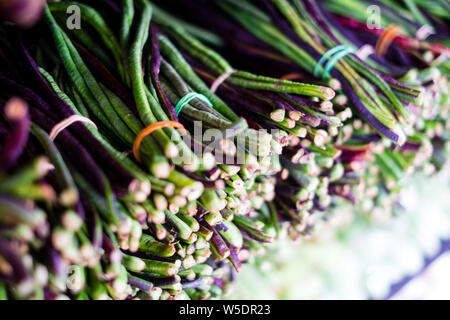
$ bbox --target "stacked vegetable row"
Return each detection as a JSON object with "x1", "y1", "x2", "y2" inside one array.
[
  {"x1": 155, "y1": 0, "x2": 449, "y2": 230},
  {"x1": 0, "y1": 0, "x2": 448, "y2": 300},
  {"x1": 0, "y1": 0, "x2": 331, "y2": 299}
]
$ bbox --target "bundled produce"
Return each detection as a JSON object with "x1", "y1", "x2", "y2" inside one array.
[
  {"x1": 155, "y1": 0, "x2": 448, "y2": 215},
  {"x1": 0, "y1": 0, "x2": 448, "y2": 300}
]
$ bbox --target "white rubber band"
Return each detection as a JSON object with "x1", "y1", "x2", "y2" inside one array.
[
  {"x1": 356, "y1": 44, "x2": 374, "y2": 60},
  {"x1": 50, "y1": 115, "x2": 97, "y2": 141},
  {"x1": 415, "y1": 25, "x2": 434, "y2": 41},
  {"x1": 210, "y1": 69, "x2": 237, "y2": 93}
]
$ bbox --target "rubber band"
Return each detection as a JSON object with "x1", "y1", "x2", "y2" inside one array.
[
  {"x1": 133, "y1": 121, "x2": 186, "y2": 163},
  {"x1": 415, "y1": 24, "x2": 434, "y2": 41},
  {"x1": 210, "y1": 69, "x2": 237, "y2": 93},
  {"x1": 375, "y1": 24, "x2": 402, "y2": 57},
  {"x1": 375, "y1": 24, "x2": 396, "y2": 54},
  {"x1": 313, "y1": 45, "x2": 348, "y2": 78},
  {"x1": 49, "y1": 115, "x2": 97, "y2": 141},
  {"x1": 356, "y1": 44, "x2": 374, "y2": 60},
  {"x1": 175, "y1": 92, "x2": 213, "y2": 115},
  {"x1": 322, "y1": 47, "x2": 354, "y2": 79}
]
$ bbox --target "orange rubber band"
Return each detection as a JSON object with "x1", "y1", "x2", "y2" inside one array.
[
  {"x1": 375, "y1": 24, "x2": 402, "y2": 57},
  {"x1": 133, "y1": 121, "x2": 186, "y2": 163},
  {"x1": 375, "y1": 24, "x2": 396, "y2": 55}
]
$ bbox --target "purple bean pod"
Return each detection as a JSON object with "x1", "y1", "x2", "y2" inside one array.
[
  {"x1": 401, "y1": 141, "x2": 421, "y2": 152},
  {"x1": 47, "y1": 245, "x2": 67, "y2": 279},
  {"x1": 334, "y1": 72, "x2": 399, "y2": 142},
  {"x1": 44, "y1": 287, "x2": 58, "y2": 300},
  {"x1": 127, "y1": 275, "x2": 152, "y2": 292},
  {"x1": 303, "y1": 0, "x2": 340, "y2": 43},
  {"x1": 213, "y1": 277, "x2": 226, "y2": 289},
  {"x1": 209, "y1": 228, "x2": 230, "y2": 259},
  {"x1": 0, "y1": 97, "x2": 30, "y2": 171},
  {"x1": 181, "y1": 278, "x2": 205, "y2": 290},
  {"x1": 0, "y1": 75, "x2": 59, "y2": 121},
  {"x1": 224, "y1": 238, "x2": 241, "y2": 272},
  {"x1": 350, "y1": 133, "x2": 382, "y2": 144},
  {"x1": 313, "y1": 196, "x2": 327, "y2": 212},
  {"x1": 0, "y1": 238, "x2": 28, "y2": 283},
  {"x1": 150, "y1": 26, "x2": 178, "y2": 121},
  {"x1": 80, "y1": 194, "x2": 102, "y2": 251},
  {"x1": 214, "y1": 223, "x2": 228, "y2": 232},
  {"x1": 129, "y1": 271, "x2": 178, "y2": 287},
  {"x1": 238, "y1": 228, "x2": 271, "y2": 244}
]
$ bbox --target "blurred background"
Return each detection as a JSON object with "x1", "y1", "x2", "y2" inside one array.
[{"x1": 228, "y1": 167, "x2": 450, "y2": 300}]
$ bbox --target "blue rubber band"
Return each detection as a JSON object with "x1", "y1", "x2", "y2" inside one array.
[
  {"x1": 175, "y1": 92, "x2": 213, "y2": 116},
  {"x1": 313, "y1": 45, "x2": 347, "y2": 78},
  {"x1": 322, "y1": 47, "x2": 354, "y2": 80}
]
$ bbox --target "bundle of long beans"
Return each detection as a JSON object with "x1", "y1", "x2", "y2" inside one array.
[
  {"x1": 0, "y1": 0, "x2": 332, "y2": 299},
  {"x1": 154, "y1": 0, "x2": 449, "y2": 223},
  {"x1": 319, "y1": 0, "x2": 450, "y2": 176},
  {"x1": 0, "y1": 0, "x2": 448, "y2": 300}
]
